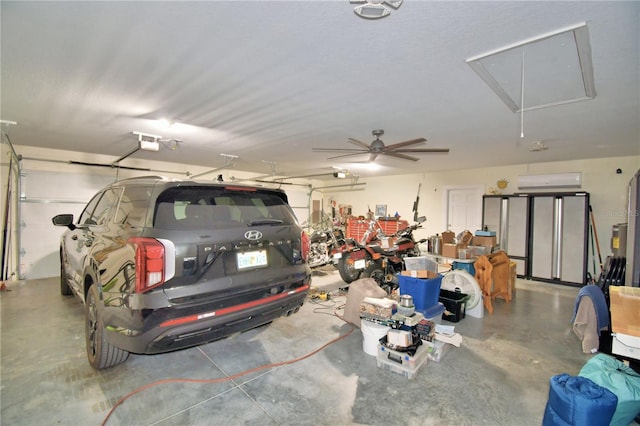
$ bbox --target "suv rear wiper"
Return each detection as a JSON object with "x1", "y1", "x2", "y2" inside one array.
[{"x1": 247, "y1": 219, "x2": 284, "y2": 226}]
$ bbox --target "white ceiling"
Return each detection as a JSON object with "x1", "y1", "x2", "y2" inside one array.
[{"x1": 1, "y1": 1, "x2": 639, "y2": 180}]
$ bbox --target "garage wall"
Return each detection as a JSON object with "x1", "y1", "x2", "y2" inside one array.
[
  {"x1": 2, "y1": 146, "x2": 637, "y2": 280},
  {"x1": 327, "y1": 155, "x2": 640, "y2": 279},
  {"x1": 1, "y1": 146, "x2": 318, "y2": 280}
]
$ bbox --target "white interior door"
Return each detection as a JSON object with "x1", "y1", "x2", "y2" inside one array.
[{"x1": 445, "y1": 186, "x2": 484, "y2": 234}]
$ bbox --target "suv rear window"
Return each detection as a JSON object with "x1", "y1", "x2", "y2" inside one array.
[{"x1": 153, "y1": 186, "x2": 297, "y2": 230}]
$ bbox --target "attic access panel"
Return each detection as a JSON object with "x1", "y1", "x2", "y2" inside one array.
[{"x1": 467, "y1": 23, "x2": 595, "y2": 112}]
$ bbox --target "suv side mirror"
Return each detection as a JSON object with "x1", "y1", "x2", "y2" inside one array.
[{"x1": 52, "y1": 214, "x2": 76, "y2": 230}]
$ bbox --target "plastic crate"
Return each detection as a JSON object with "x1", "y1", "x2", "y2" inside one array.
[
  {"x1": 439, "y1": 289, "x2": 469, "y2": 323},
  {"x1": 377, "y1": 335, "x2": 423, "y2": 368},
  {"x1": 422, "y1": 339, "x2": 451, "y2": 363},
  {"x1": 423, "y1": 302, "x2": 445, "y2": 325},
  {"x1": 398, "y1": 274, "x2": 442, "y2": 315},
  {"x1": 376, "y1": 343, "x2": 429, "y2": 379},
  {"x1": 404, "y1": 256, "x2": 437, "y2": 272}
]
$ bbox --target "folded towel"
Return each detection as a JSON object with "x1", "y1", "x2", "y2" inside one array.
[{"x1": 571, "y1": 285, "x2": 610, "y2": 331}]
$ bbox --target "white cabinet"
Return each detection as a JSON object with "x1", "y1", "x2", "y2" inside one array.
[
  {"x1": 482, "y1": 195, "x2": 530, "y2": 277},
  {"x1": 483, "y1": 192, "x2": 589, "y2": 286},
  {"x1": 530, "y1": 193, "x2": 589, "y2": 285}
]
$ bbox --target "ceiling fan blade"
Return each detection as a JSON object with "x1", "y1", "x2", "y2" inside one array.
[
  {"x1": 369, "y1": 153, "x2": 379, "y2": 162},
  {"x1": 384, "y1": 138, "x2": 427, "y2": 150},
  {"x1": 347, "y1": 138, "x2": 372, "y2": 149},
  {"x1": 326, "y1": 152, "x2": 371, "y2": 160},
  {"x1": 383, "y1": 151, "x2": 420, "y2": 161},
  {"x1": 312, "y1": 148, "x2": 368, "y2": 153},
  {"x1": 395, "y1": 148, "x2": 450, "y2": 153}
]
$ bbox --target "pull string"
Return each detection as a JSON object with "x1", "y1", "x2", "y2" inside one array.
[{"x1": 520, "y1": 48, "x2": 525, "y2": 139}]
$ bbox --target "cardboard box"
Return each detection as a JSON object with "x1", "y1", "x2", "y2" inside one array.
[
  {"x1": 442, "y1": 243, "x2": 458, "y2": 258},
  {"x1": 400, "y1": 270, "x2": 439, "y2": 279},
  {"x1": 459, "y1": 230, "x2": 473, "y2": 246},
  {"x1": 441, "y1": 231, "x2": 455, "y2": 244},
  {"x1": 472, "y1": 235, "x2": 497, "y2": 247},
  {"x1": 610, "y1": 286, "x2": 640, "y2": 337}
]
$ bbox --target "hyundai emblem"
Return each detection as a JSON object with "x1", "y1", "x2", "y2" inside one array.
[{"x1": 244, "y1": 230, "x2": 263, "y2": 241}]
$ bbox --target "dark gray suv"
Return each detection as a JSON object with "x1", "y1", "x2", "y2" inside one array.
[{"x1": 53, "y1": 176, "x2": 311, "y2": 369}]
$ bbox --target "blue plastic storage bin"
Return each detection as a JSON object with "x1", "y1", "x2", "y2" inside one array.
[
  {"x1": 452, "y1": 261, "x2": 475, "y2": 277},
  {"x1": 398, "y1": 274, "x2": 442, "y2": 315}
]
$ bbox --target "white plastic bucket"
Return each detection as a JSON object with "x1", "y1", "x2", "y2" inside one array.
[{"x1": 361, "y1": 320, "x2": 390, "y2": 356}]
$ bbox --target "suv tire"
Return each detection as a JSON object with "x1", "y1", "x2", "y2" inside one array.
[
  {"x1": 85, "y1": 283, "x2": 129, "y2": 369},
  {"x1": 59, "y1": 252, "x2": 72, "y2": 296}
]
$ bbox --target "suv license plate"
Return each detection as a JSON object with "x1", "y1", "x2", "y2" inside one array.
[{"x1": 237, "y1": 250, "x2": 268, "y2": 270}]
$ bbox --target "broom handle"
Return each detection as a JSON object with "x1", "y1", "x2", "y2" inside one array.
[{"x1": 588, "y1": 205, "x2": 603, "y2": 270}]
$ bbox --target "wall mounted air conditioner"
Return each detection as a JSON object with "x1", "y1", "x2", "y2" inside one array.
[{"x1": 517, "y1": 172, "x2": 582, "y2": 189}]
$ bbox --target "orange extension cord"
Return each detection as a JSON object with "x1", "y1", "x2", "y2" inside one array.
[{"x1": 101, "y1": 316, "x2": 354, "y2": 425}]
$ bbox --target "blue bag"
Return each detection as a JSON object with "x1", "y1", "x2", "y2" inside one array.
[
  {"x1": 542, "y1": 373, "x2": 617, "y2": 426},
  {"x1": 579, "y1": 353, "x2": 640, "y2": 426}
]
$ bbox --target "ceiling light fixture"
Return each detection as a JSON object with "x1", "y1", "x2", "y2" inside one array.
[
  {"x1": 113, "y1": 131, "x2": 162, "y2": 164},
  {"x1": 528, "y1": 141, "x2": 549, "y2": 152},
  {"x1": 350, "y1": 0, "x2": 402, "y2": 19},
  {"x1": 134, "y1": 131, "x2": 161, "y2": 151},
  {"x1": 158, "y1": 118, "x2": 175, "y2": 129}
]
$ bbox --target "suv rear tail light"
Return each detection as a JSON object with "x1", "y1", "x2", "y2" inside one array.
[
  {"x1": 301, "y1": 230, "x2": 310, "y2": 261},
  {"x1": 129, "y1": 237, "x2": 165, "y2": 293}
]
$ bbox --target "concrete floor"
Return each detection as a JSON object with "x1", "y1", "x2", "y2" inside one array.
[{"x1": 1, "y1": 267, "x2": 596, "y2": 425}]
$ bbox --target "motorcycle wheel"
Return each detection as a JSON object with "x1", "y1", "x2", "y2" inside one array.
[
  {"x1": 362, "y1": 262, "x2": 384, "y2": 282},
  {"x1": 362, "y1": 263, "x2": 395, "y2": 295},
  {"x1": 337, "y1": 253, "x2": 362, "y2": 283}
]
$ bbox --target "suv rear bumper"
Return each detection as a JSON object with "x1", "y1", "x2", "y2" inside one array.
[{"x1": 106, "y1": 284, "x2": 309, "y2": 354}]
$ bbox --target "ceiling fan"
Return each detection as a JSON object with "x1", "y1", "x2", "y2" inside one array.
[{"x1": 312, "y1": 129, "x2": 449, "y2": 162}]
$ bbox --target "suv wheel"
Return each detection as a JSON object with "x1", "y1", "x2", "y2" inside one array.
[
  {"x1": 59, "y1": 252, "x2": 72, "y2": 296},
  {"x1": 85, "y1": 283, "x2": 129, "y2": 369}
]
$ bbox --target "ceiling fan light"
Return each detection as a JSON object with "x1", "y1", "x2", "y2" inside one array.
[
  {"x1": 353, "y1": 3, "x2": 390, "y2": 19},
  {"x1": 351, "y1": 0, "x2": 402, "y2": 19},
  {"x1": 157, "y1": 118, "x2": 175, "y2": 129},
  {"x1": 528, "y1": 141, "x2": 548, "y2": 152}
]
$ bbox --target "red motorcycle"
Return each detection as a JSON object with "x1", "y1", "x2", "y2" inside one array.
[
  {"x1": 360, "y1": 218, "x2": 426, "y2": 293},
  {"x1": 337, "y1": 184, "x2": 426, "y2": 292},
  {"x1": 335, "y1": 218, "x2": 385, "y2": 283},
  {"x1": 336, "y1": 217, "x2": 426, "y2": 292}
]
